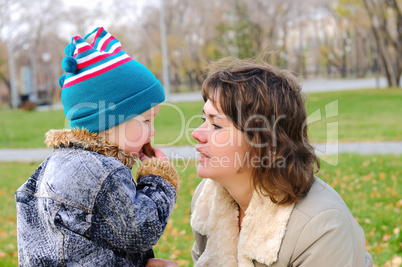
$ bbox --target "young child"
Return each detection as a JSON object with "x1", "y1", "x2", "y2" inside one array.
[{"x1": 15, "y1": 27, "x2": 179, "y2": 267}]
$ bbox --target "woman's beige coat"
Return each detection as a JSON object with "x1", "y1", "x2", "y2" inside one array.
[{"x1": 191, "y1": 177, "x2": 373, "y2": 267}]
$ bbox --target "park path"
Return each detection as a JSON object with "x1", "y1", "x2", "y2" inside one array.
[{"x1": 0, "y1": 141, "x2": 401, "y2": 162}]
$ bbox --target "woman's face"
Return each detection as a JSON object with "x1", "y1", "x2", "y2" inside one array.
[
  {"x1": 191, "y1": 99, "x2": 252, "y2": 185},
  {"x1": 103, "y1": 105, "x2": 160, "y2": 156}
]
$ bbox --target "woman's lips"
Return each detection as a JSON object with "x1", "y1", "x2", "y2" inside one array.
[
  {"x1": 196, "y1": 147, "x2": 210, "y2": 161},
  {"x1": 198, "y1": 154, "x2": 209, "y2": 162}
]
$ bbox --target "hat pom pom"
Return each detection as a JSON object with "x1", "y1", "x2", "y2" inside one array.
[
  {"x1": 64, "y1": 43, "x2": 76, "y2": 56},
  {"x1": 62, "y1": 56, "x2": 78, "y2": 73},
  {"x1": 58, "y1": 74, "x2": 66, "y2": 88}
]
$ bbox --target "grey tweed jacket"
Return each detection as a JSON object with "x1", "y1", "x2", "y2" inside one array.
[{"x1": 16, "y1": 129, "x2": 179, "y2": 267}]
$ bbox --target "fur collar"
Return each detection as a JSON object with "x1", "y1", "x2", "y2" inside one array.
[
  {"x1": 191, "y1": 179, "x2": 295, "y2": 266},
  {"x1": 45, "y1": 129, "x2": 135, "y2": 168}
]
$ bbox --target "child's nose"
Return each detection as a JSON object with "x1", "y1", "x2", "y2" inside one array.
[{"x1": 149, "y1": 125, "x2": 156, "y2": 137}]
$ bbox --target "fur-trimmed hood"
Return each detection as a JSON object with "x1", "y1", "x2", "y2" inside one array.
[
  {"x1": 45, "y1": 128, "x2": 135, "y2": 168},
  {"x1": 45, "y1": 128, "x2": 179, "y2": 191},
  {"x1": 191, "y1": 179, "x2": 295, "y2": 266}
]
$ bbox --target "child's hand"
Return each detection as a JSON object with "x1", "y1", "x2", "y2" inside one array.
[
  {"x1": 146, "y1": 258, "x2": 178, "y2": 267},
  {"x1": 153, "y1": 147, "x2": 169, "y2": 163}
]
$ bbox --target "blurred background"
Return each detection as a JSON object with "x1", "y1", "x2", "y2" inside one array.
[{"x1": 0, "y1": 0, "x2": 400, "y2": 109}]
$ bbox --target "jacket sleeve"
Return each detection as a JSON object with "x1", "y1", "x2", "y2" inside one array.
[
  {"x1": 289, "y1": 209, "x2": 373, "y2": 267},
  {"x1": 88, "y1": 158, "x2": 179, "y2": 253}
]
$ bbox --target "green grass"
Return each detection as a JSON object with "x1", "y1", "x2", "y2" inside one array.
[
  {"x1": 0, "y1": 109, "x2": 66, "y2": 148},
  {"x1": 0, "y1": 89, "x2": 401, "y2": 148},
  {"x1": 153, "y1": 102, "x2": 204, "y2": 147},
  {"x1": 0, "y1": 162, "x2": 39, "y2": 266},
  {"x1": 1, "y1": 155, "x2": 400, "y2": 266},
  {"x1": 305, "y1": 89, "x2": 402, "y2": 143},
  {"x1": 317, "y1": 154, "x2": 402, "y2": 266}
]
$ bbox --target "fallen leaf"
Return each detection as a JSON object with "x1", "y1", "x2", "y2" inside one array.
[
  {"x1": 392, "y1": 256, "x2": 402, "y2": 265},
  {"x1": 382, "y1": 233, "x2": 391, "y2": 242},
  {"x1": 0, "y1": 231, "x2": 7, "y2": 238},
  {"x1": 184, "y1": 235, "x2": 194, "y2": 241},
  {"x1": 396, "y1": 199, "x2": 402, "y2": 208},
  {"x1": 171, "y1": 249, "x2": 182, "y2": 259},
  {"x1": 386, "y1": 203, "x2": 394, "y2": 210},
  {"x1": 171, "y1": 228, "x2": 178, "y2": 237},
  {"x1": 382, "y1": 255, "x2": 402, "y2": 267},
  {"x1": 393, "y1": 227, "x2": 400, "y2": 236},
  {"x1": 176, "y1": 259, "x2": 189, "y2": 266},
  {"x1": 362, "y1": 161, "x2": 370, "y2": 167}
]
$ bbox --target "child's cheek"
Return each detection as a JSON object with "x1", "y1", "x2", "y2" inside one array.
[{"x1": 120, "y1": 119, "x2": 154, "y2": 154}]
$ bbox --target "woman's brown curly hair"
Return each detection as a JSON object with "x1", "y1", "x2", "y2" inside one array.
[{"x1": 202, "y1": 57, "x2": 320, "y2": 205}]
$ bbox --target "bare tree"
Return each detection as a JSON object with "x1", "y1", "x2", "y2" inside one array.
[
  {"x1": 0, "y1": 0, "x2": 72, "y2": 106},
  {"x1": 363, "y1": 0, "x2": 402, "y2": 87},
  {"x1": 68, "y1": 0, "x2": 401, "y2": 91}
]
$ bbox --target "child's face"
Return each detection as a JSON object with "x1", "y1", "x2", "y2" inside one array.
[{"x1": 105, "y1": 105, "x2": 160, "y2": 156}]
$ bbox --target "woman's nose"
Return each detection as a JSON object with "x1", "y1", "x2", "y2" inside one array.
[{"x1": 192, "y1": 123, "x2": 207, "y2": 143}]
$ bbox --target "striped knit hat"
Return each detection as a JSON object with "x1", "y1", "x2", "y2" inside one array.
[{"x1": 59, "y1": 27, "x2": 165, "y2": 133}]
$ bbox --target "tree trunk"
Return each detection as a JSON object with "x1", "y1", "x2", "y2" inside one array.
[
  {"x1": 389, "y1": 0, "x2": 402, "y2": 86},
  {"x1": 173, "y1": 73, "x2": 181, "y2": 93},
  {"x1": 1, "y1": 76, "x2": 12, "y2": 107},
  {"x1": 363, "y1": 0, "x2": 400, "y2": 88},
  {"x1": 187, "y1": 72, "x2": 195, "y2": 92}
]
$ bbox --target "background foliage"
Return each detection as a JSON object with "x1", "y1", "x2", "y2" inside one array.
[{"x1": 0, "y1": 0, "x2": 401, "y2": 108}]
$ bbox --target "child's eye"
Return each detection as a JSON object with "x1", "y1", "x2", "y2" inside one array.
[
  {"x1": 143, "y1": 120, "x2": 150, "y2": 124},
  {"x1": 200, "y1": 116, "x2": 206, "y2": 122}
]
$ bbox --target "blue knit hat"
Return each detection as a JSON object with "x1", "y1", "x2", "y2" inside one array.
[{"x1": 59, "y1": 27, "x2": 165, "y2": 133}]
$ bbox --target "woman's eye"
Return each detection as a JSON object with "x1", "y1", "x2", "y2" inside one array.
[
  {"x1": 200, "y1": 115, "x2": 221, "y2": 130},
  {"x1": 213, "y1": 124, "x2": 222, "y2": 130}
]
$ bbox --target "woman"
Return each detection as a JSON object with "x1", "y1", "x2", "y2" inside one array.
[{"x1": 148, "y1": 58, "x2": 373, "y2": 267}]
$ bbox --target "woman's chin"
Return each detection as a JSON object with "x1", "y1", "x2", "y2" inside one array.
[{"x1": 196, "y1": 164, "x2": 212, "y2": 178}]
